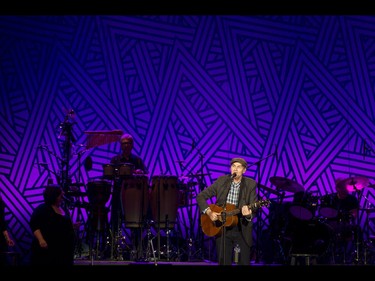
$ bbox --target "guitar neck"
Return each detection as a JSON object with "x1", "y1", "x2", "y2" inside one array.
[{"x1": 224, "y1": 200, "x2": 269, "y2": 216}]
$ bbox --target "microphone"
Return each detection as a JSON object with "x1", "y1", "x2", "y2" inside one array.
[
  {"x1": 274, "y1": 144, "x2": 278, "y2": 162},
  {"x1": 231, "y1": 173, "x2": 237, "y2": 180}
]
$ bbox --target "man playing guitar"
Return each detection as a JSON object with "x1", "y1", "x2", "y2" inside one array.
[{"x1": 196, "y1": 158, "x2": 261, "y2": 265}]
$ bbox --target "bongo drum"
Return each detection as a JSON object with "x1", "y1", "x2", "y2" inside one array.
[
  {"x1": 121, "y1": 175, "x2": 149, "y2": 228},
  {"x1": 150, "y1": 175, "x2": 179, "y2": 229},
  {"x1": 103, "y1": 163, "x2": 135, "y2": 179},
  {"x1": 118, "y1": 163, "x2": 135, "y2": 177},
  {"x1": 103, "y1": 164, "x2": 116, "y2": 179}
]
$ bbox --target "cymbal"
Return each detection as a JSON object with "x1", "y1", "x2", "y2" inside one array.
[
  {"x1": 257, "y1": 184, "x2": 281, "y2": 196},
  {"x1": 269, "y1": 176, "x2": 304, "y2": 193},
  {"x1": 338, "y1": 176, "x2": 369, "y2": 192}
]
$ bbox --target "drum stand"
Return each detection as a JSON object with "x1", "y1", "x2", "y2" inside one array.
[
  {"x1": 361, "y1": 204, "x2": 375, "y2": 264},
  {"x1": 176, "y1": 161, "x2": 201, "y2": 261},
  {"x1": 353, "y1": 186, "x2": 364, "y2": 264},
  {"x1": 110, "y1": 176, "x2": 125, "y2": 260},
  {"x1": 155, "y1": 176, "x2": 166, "y2": 261},
  {"x1": 152, "y1": 176, "x2": 179, "y2": 261},
  {"x1": 144, "y1": 223, "x2": 157, "y2": 264},
  {"x1": 85, "y1": 204, "x2": 110, "y2": 260},
  {"x1": 186, "y1": 147, "x2": 207, "y2": 261},
  {"x1": 186, "y1": 185, "x2": 203, "y2": 261}
]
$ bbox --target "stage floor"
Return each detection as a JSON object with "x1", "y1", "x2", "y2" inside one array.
[
  {"x1": 4, "y1": 258, "x2": 375, "y2": 278},
  {"x1": 61, "y1": 260, "x2": 375, "y2": 278}
]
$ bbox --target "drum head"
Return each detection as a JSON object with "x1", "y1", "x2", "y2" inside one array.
[
  {"x1": 319, "y1": 194, "x2": 339, "y2": 219},
  {"x1": 289, "y1": 205, "x2": 313, "y2": 221},
  {"x1": 320, "y1": 207, "x2": 338, "y2": 219}
]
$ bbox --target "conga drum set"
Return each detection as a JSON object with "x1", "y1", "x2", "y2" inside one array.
[{"x1": 100, "y1": 163, "x2": 184, "y2": 261}]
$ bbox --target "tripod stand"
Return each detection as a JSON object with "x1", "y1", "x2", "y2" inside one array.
[
  {"x1": 187, "y1": 144, "x2": 208, "y2": 261},
  {"x1": 144, "y1": 221, "x2": 157, "y2": 264},
  {"x1": 248, "y1": 149, "x2": 277, "y2": 263},
  {"x1": 352, "y1": 185, "x2": 365, "y2": 264},
  {"x1": 110, "y1": 175, "x2": 125, "y2": 260}
]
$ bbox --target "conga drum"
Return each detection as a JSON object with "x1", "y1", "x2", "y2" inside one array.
[
  {"x1": 150, "y1": 175, "x2": 179, "y2": 229},
  {"x1": 86, "y1": 180, "x2": 112, "y2": 231},
  {"x1": 87, "y1": 180, "x2": 112, "y2": 207},
  {"x1": 121, "y1": 175, "x2": 149, "y2": 228}
]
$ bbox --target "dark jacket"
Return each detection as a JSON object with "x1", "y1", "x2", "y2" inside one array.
[{"x1": 196, "y1": 174, "x2": 257, "y2": 247}]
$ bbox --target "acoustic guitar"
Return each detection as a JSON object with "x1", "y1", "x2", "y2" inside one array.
[{"x1": 200, "y1": 199, "x2": 270, "y2": 237}]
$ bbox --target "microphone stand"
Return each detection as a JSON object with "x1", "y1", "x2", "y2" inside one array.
[
  {"x1": 74, "y1": 145, "x2": 88, "y2": 185},
  {"x1": 58, "y1": 111, "x2": 76, "y2": 215},
  {"x1": 37, "y1": 146, "x2": 66, "y2": 184},
  {"x1": 248, "y1": 152, "x2": 276, "y2": 264},
  {"x1": 192, "y1": 144, "x2": 205, "y2": 260},
  {"x1": 220, "y1": 210, "x2": 227, "y2": 265},
  {"x1": 220, "y1": 176, "x2": 233, "y2": 265}
]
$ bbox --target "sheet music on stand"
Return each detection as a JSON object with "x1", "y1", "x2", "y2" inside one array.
[{"x1": 84, "y1": 129, "x2": 123, "y2": 148}]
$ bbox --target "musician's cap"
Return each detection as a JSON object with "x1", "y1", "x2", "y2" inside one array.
[
  {"x1": 230, "y1": 158, "x2": 247, "y2": 168},
  {"x1": 120, "y1": 133, "x2": 134, "y2": 144}
]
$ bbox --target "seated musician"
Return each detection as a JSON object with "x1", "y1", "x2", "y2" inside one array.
[{"x1": 110, "y1": 133, "x2": 148, "y2": 174}]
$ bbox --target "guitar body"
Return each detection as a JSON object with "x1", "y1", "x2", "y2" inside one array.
[
  {"x1": 200, "y1": 199, "x2": 270, "y2": 237},
  {"x1": 200, "y1": 204, "x2": 238, "y2": 237}
]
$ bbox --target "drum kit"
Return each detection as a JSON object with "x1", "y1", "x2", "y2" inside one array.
[{"x1": 267, "y1": 175, "x2": 375, "y2": 264}]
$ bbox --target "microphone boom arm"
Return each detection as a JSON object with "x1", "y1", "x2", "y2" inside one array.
[{"x1": 248, "y1": 152, "x2": 275, "y2": 168}]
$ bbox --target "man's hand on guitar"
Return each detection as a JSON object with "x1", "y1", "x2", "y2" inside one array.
[
  {"x1": 206, "y1": 209, "x2": 221, "y2": 221},
  {"x1": 241, "y1": 205, "x2": 252, "y2": 216}
]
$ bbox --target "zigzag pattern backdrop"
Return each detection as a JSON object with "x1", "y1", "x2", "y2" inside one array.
[{"x1": 1, "y1": 15, "x2": 375, "y2": 263}]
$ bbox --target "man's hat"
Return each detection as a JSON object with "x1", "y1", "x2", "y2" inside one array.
[{"x1": 230, "y1": 158, "x2": 248, "y2": 168}]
